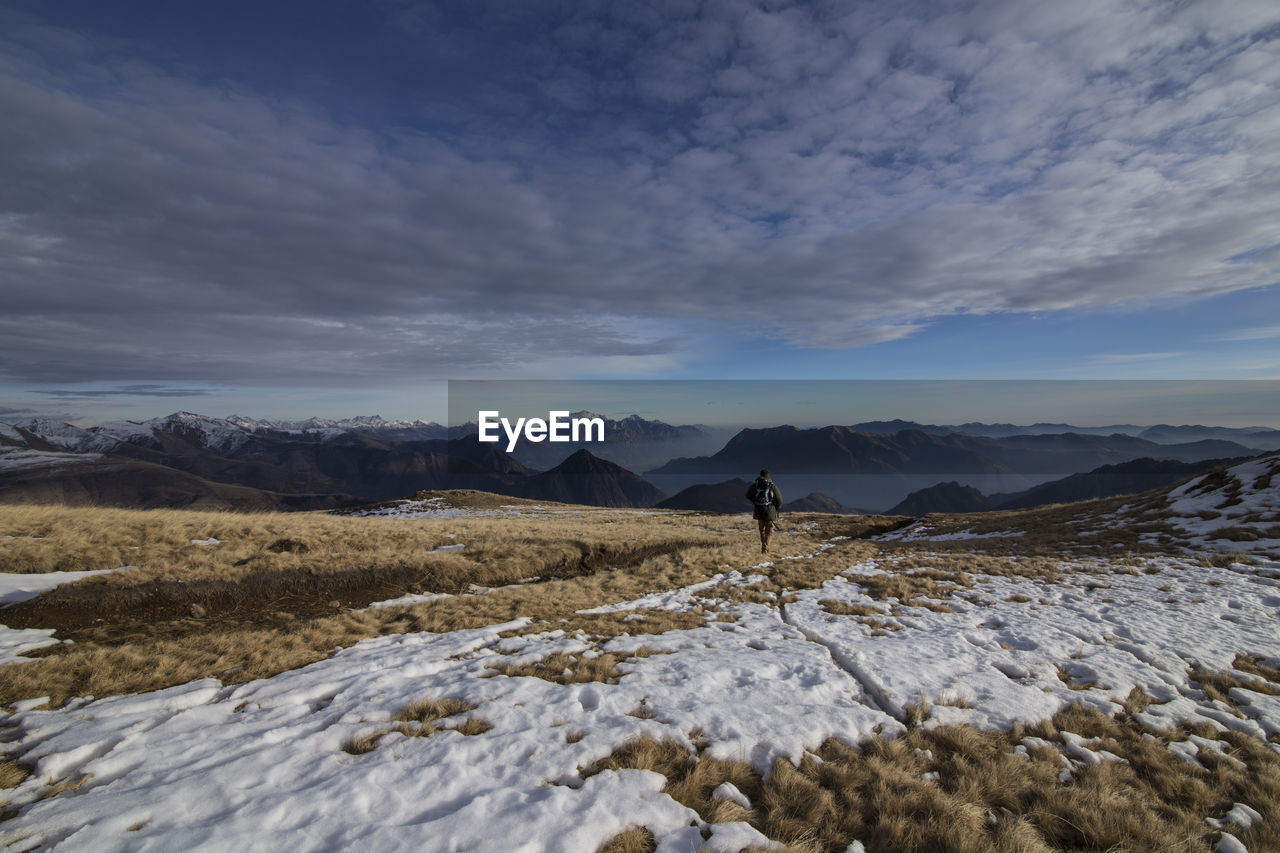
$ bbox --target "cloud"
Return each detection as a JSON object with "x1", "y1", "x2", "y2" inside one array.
[
  {"x1": 35, "y1": 385, "x2": 215, "y2": 398},
  {"x1": 1089, "y1": 352, "x2": 1187, "y2": 365},
  {"x1": 0, "y1": 0, "x2": 1278, "y2": 389},
  {"x1": 1210, "y1": 325, "x2": 1280, "y2": 342}
]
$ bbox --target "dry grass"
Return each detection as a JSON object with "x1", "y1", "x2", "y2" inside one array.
[
  {"x1": 818, "y1": 600, "x2": 887, "y2": 617},
  {"x1": 339, "y1": 695, "x2": 489, "y2": 755},
  {"x1": 0, "y1": 503, "x2": 721, "y2": 588},
  {"x1": 582, "y1": 734, "x2": 763, "y2": 829},
  {"x1": 1233, "y1": 653, "x2": 1280, "y2": 685},
  {"x1": 485, "y1": 648, "x2": 668, "y2": 685},
  {"x1": 0, "y1": 499, "x2": 912, "y2": 707},
  {"x1": 596, "y1": 826, "x2": 656, "y2": 853},
  {"x1": 583, "y1": 703, "x2": 1280, "y2": 853},
  {"x1": 0, "y1": 760, "x2": 30, "y2": 789},
  {"x1": 393, "y1": 696, "x2": 477, "y2": 725},
  {"x1": 6, "y1": 496, "x2": 1280, "y2": 850},
  {"x1": 879, "y1": 491, "x2": 1201, "y2": 558},
  {"x1": 0, "y1": 503, "x2": 744, "y2": 706},
  {"x1": 1189, "y1": 659, "x2": 1280, "y2": 706}
]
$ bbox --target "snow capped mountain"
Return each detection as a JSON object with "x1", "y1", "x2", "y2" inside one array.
[
  {"x1": 226, "y1": 414, "x2": 444, "y2": 437},
  {"x1": 4, "y1": 412, "x2": 447, "y2": 455},
  {"x1": 10, "y1": 419, "x2": 125, "y2": 454}
]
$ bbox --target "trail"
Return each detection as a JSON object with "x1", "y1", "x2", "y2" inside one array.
[{"x1": 777, "y1": 596, "x2": 899, "y2": 721}]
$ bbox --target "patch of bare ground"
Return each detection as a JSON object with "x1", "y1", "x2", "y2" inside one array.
[{"x1": 583, "y1": 703, "x2": 1280, "y2": 852}]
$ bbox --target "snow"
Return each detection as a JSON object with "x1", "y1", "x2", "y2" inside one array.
[
  {"x1": 1216, "y1": 833, "x2": 1249, "y2": 853},
  {"x1": 12, "y1": 419, "x2": 121, "y2": 454},
  {"x1": 0, "y1": 448, "x2": 100, "y2": 472},
  {"x1": 1207, "y1": 802, "x2": 1263, "y2": 831},
  {"x1": 348, "y1": 497, "x2": 501, "y2": 519},
  {"x1": 711, "y1": 782, "x2": 751, "y2": 809},
  {"x1": 347, "y1": 497, "x2": 569, "y2": 519},
  {"x1": 3, "y1": 529, "x2": 1280, "y2": 849},
  {"x1": 879, "y1": 523, "x2": 1022, "y2": 542},
  {"x1": 1132, "y1": 452, "x2": 1280, "y2": 553},
  {"x1": 226, "y1": 414, "x2": 443, "y2": 437},
  {"x1": 0, "y1": 568, "x2": 135, "y2": 664}
]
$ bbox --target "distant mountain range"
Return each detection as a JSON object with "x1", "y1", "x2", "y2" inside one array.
[
  {"x1": 887, "y1": 456, "x2": 1251, "y2": 516},
  {"x1": 0, "y1": 412, "x2": 665, "y2": 510},
  {"x1": 848, "y1": 420, "x2": 1280, "y2": 449},
  {"x1": 649, "y1": 425, "x2": 1255, "y2": 477},
  {"x1": 464, "y1": 411, "x2": 731, "y2": 473},
  {"x1": 2, "y1": 412, "x2": 1274, "y2": 514}
]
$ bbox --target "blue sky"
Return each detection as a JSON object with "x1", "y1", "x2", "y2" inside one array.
[{"x1": 1, "y1": 0, "x2": 1278, "y2": 426}]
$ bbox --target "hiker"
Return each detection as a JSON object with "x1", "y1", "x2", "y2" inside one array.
[{"x1": 746, "y1": 469, "x2": 782, "y2": 554}]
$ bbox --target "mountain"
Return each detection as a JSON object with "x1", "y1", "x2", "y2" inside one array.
[
  {"x1": 654, "y1": 478, "x2": 752, "y2": 513},
  {"x1": 887, "y1": 455, "x2": 1254, "y2": 516},
  {"x1": 518, "y1": 449, "x2": 666, "y2": 508},
  {"x1": 651, "y1": 426, "x2": 1009, "y2": 476},
  {"x1": 0, "y1": 453, "x2": 353, "y2": 511},
  {"x1": 848, "y1": 420, "x2": 1149, "y2": 438},
  {"x1": 889, "y1": 482, "x2": 993, "y2": 515},
  {"x1": 228, "y1": 414, "x2": 448, "y2": 442},
  {"x1": 991, "y1": 456, "x2": 1252, "y2": 510},
  {"x1": 786, "y1": 492, "x2": 869, "y2": 514},
  {"x1": 653, "y1": 479, "x2": 869, "y2": 515},
  {"x1": 2, "y1": 413, "x2": 673, "y2": 510},
  {"x1": 1137, "y1": 424, "x2": 1280, "y2": 451},
  {"x1": 1, "y1": 415, "x2": 517, "y2": 508},
  {"x1": 650, "y1": 425, "x2": 1254, "y2": 478},
  {"x1": 464, "y1": 411, "x2": 730, "y2": 474}
]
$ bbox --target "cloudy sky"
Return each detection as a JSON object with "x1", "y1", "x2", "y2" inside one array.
[{"x1": 2, "y1": 0, "x2": 1278, "y2": 425}]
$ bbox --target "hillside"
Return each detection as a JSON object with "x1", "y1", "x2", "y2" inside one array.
[{"x1": 2, "y1": 459, "x2": 1277, "y2": 851}]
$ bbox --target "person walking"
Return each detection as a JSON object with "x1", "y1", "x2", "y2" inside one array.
[{"x1": 746, "y1": 469, "x2": 782, "y2": 553}]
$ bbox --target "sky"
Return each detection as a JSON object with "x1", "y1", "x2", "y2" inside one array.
[{"x1": 1, "y1": 0, "x2": 1279, "y2": 426}]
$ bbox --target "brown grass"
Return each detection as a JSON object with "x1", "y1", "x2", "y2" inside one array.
[
  {"x1": 1189, "y1": 660, "x2": 1280, "y2": 706},
  {"x1": 0, "y1": 503, "x2": 750, "y2": 706},
  {"x1": 1233, "y1": 653, "x2": 1280, "y2": 685},
  {"x1": 877, "y1": 491, "x2": 1199, "y2": 558},
  {"x1": 0, "y1": 760, "x2": 30, "y2": 789},
  {"x1": 583, "y1": 703, "x2": 1280, "y2": 852},
  {"x1": 486, "y1": 651, "x2": 628, "y2": 685},
  {"x1": 818, "y1": 600, "x2": 886, "y2": 617},
  {"x1": 393, "y1": 696, "x2": 477, "y2": 725},
  {"x1": 0, "y1": 500, "x2": 909, "y2": 707},
  {"x1": 339, "y1": 695, "x2": 489, "y2": 754},
  {"x1": 596, "y1": 826, "x2": 656, "y2": 853}
]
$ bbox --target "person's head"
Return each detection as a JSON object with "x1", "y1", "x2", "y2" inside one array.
[{"x1": 759, "y1": 469, "x2": 770, "y2": 479}]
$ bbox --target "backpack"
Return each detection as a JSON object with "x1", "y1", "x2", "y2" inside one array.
[{"x1": 752, "y1": 478, "x2": 773, "y2": 507}]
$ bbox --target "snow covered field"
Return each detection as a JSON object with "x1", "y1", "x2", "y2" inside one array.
[{"x1": 2, "y1": 455, "x2": 1278, "y2": 851}]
